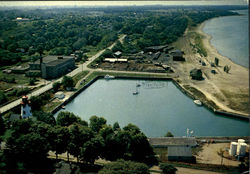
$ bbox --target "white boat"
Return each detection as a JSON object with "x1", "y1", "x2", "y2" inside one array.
[
  {"x1": 194, "y1": 100, "x2": 202, "y2": 106},
  {"x1": 133, "y1": 85, "x2": 139, "y2": 95},
  {"x1": 104, "y1": 74, "x2": 115, "y2": 80}
]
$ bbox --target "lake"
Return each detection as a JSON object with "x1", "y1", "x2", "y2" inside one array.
[
  {"x1": 55, "y1": 79, "x2": 249, "y2": 137},
  {"x1": 203, "y1": 10, "x2": 249, "y2": 68}
]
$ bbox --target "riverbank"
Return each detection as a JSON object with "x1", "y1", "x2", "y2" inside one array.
[{"x1": 171, "y1": 20, "x2": 249, "y2": 118}]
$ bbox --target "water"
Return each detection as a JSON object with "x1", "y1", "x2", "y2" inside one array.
[
  {"x1": 55, "y1": 79, "x2": 249, "y2": 137},
  {"x1": 203, "y1": 10, "x2": 249, "y2": 68}
]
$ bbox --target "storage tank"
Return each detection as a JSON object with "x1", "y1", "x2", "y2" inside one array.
[
  {"x1": 229, "y1": 142, "x2": 237, "y2": 156},
  {"x1": 237, "y1": 139, "x2": 245, "y2": 155},
  {"x1": 238, "y1": 139, "x2": 245, "y2": 144},
  {"x1": 238, "y1": 143, "x2": 247, "y2": 156}
]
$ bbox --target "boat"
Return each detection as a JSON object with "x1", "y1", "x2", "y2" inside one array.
[
  {"x1": 194, "y1": 100, "x2": 202, "y2": 106},
  {"x1": 61, "y1": 105, "x2": 65, "y2": 109},
  {"x1": 104, "y1": 74, "x2": 115, "y2": 80},
  {"x1": 136, "y1": 83, "x2": 141, "y2": 87},
  {"x1": 133, "y1": 85, "x2": 139, "y2": 95}
]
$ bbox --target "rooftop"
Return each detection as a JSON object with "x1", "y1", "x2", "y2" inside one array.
[
  {"x1": 168, "y1": 146, "x2": 192, "y2": 157},
  {"x1": 33, "y1": 56, "x2": 74, "y2": 64},
  {"x1": 148, "y1": 137, "x2": 197, "y2": 147}
]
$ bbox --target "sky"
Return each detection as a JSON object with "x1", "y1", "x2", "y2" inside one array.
[{"x1": 0, "y1": 0, "x2": 248, "y2": 7}]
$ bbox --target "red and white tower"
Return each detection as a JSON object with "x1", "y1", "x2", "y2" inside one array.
[{"x1": 20, "y1": 96, "x2": 32, "y2": 119}]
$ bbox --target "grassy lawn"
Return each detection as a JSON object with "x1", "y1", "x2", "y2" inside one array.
[
  {"x1": 85, "y1": 45, "x2": 100, "y2": 58},
  {"x1": 42, "y1": 101, "x2": 62, "y2": 113},
  {"x1": 72, "y1": 70, "x2": 89, "y2": 86}
]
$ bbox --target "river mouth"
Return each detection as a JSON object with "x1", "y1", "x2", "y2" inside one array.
[{"x1": 55, "y1": 79, "x2": 249, "y2": 137}]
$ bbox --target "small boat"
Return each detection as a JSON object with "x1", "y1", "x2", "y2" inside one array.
[
  {"x1": 136, "y1": 83, "x2": 141, "y2": 87},
  {"x1": 133, "y1": 85, "x2": 139, "y2": 95},
  {"x1": 61, "y1": 105, "x2": 65, "y2": 109},
  {"x1": 133, "y1": 91, "x2": 139, "y2": 95},
  {"x1": 104, "y1": 74, "x2": 115, "y2": 80},
  {"x1": 194, "y1": 100, "x2": 202, "y2": 106}
]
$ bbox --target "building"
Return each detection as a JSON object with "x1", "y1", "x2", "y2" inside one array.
[
  {"x1": 114, "y1": 51, "x2": 122, "y2": 58},
  {"x1": 168, "y1": 146, "x2": 196, "y2": 162},
  {"x1": 144, "y1": 45, "x2": 168, "y2": 53},
  {"x1": 171, "y1": 50, "x2": 185, "y2": 61},
  {"x1": 29, "y1": 56, "x2": 75, "y2": 79},
  {"x1": 104, "y1": 58, "x2": 128, "y2": 63},
  {"x1": 20, "y1": 96, "x2": 32, "y2": 119},
  {"x1": 148, "y1": 137, "x2": 197, "y2": 163}
]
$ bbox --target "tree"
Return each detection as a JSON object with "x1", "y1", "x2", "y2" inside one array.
[
  {"x1": 80, "y1": 135, "x2": 104, "y2": 164},
  {"x1": 165, "y1": 131, "x2": 174, "y2": 137},
  {"x1": 159, "y1": 163, "x2": 177, "y2": 174},
  {"x1": 0, "y1": 91, "x2": 7, "y2": 105},
  {"x1": 113, "y1": 122, "x2": 120, "y2": 131},
  {"x1": 56, "y1": 111, "x2": 86, "y2": 127},
  {"x1": 89, "y1": 116, "x2": 107, "y2": 133},
  {"x1": 214, "y1": 57, "x2": 219, "y2": 66},
  {"x1": 62, "y1": 76, "x2": 74, "y2": 90},
  {"x1": 33, "y1": 111, "x2": 56, "y2": 125},
  {"x1": 29, "y1": 78, "x2": 36, "y2": 85},
  {"x1": 217, "y1": 148, "x2": 225, "y2": 166},
  {"x1": 68, "y1": 124, "x2": 93, "y2": 162},
  {"x1": 98, "y1": 159, "x2": 150, "y2": 174},
  {"x1": 52, "y1": 82, "x2": 61, "y2": 92},
  {"x1": 224, "y1": 65, "x2": 231, "y2": 73},
  {"x1": 0, "y1": 116, "x2": 6, "y2": 136},
  {"x1": 49, "y1": 125, "x2": 70, "y2": 159}
]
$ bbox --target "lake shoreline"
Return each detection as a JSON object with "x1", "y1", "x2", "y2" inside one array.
[{"x1": 171, "y1": 16, "x2": 249, "y2": 118}]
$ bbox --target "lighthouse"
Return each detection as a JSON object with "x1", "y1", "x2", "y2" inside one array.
[{"x1": 20, "y1": 96, "x2": 32, "y2": 119}]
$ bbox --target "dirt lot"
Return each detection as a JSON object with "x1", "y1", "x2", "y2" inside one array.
[{"x1": 196, "y1": 143, "x2": 241, "y2": 166}]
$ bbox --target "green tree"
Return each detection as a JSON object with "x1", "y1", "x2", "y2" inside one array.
[
  {"x1": 56, "y1": 111, "x2": 87, "y2": 127},
  {"x1": 98, "y1": 159, "x2": 150, "y2": 174},
  {"x1": 0, "y1": 91, "x2": 7, "y2": 105},
  {"x1": 33, "y1": 111, "x2": 56, "y2": 125},
  {"x1": 214, "y1": 57, "x2": 219, "y2": 66},
  {"x1": 52, "y1": 82, "x2": 61, "y2": 92},
  {"x1": 113, "y1": 122, "x2": 120, "y2": 131},
  {"x1": 62, "y1": 76, "x2": 74, "y2": 89},
  {"x1": 80, "y1": 135, "x2": 104, "y2": 164},
  {"x1": 159, "y1": 163, "x2": 177, "y2": 174},
  {"x1": 89, "y1": 116, "x2": 107, "y2": 133},
  {"x1": 49, "y1": 125, "x2": 70, "y2": 159},
  {"x1": 68, "y1": 124, "x2": 93, "y2": 162},
  {"x1": 165, "y1": 131, "x2": 174, "y2": 137}
]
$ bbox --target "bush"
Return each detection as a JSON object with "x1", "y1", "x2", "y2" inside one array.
[
  {"x1": 25, "y1": 71, "x2": 41, "y2": 77},
  {"x1": 16, "y1": 88, "x2": 30, "y2": 97},
  {"x1": 52, "y1": 82, "x2": 61, "y2": 92},
  {"x1": 0, "y1": 91, "x2": 7, "y2": 105},
  {"x1": 98, "y1": 159, "x2": 149, "y2": 174},
  {"x1": 160, "y1": 163, "x2": 177, "y2": 174},
  {"x1": 62, "y1": 76, "x2": 74, "y2": 89},
  {"x1": 29, "y1": 78, "x2": 36, "y2": 85},
  {"x1": 165, "y1": 131, "x2": 174, "y2": 137}
]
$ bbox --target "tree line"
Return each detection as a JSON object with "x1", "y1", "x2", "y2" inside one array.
[{"x1": 0, "y1": 111, "x2": 157, "y2": 173}]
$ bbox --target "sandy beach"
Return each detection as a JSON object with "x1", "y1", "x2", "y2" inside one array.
[{"x1": 171, "y1": 20, "x2": 249, "y2": 117}]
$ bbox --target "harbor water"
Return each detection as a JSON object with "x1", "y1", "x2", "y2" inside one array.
[{"x1": 55, "y1": 79, "x2": 249, "y2": 137}]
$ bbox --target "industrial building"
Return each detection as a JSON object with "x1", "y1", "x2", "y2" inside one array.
[{"x1": 29, "y1": 56, "x2": 75, "y2": 79}]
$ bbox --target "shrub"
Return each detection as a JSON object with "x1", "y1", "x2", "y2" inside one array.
[{"x1": 160, "y1": 163, "x2": 177, "y2": 174}]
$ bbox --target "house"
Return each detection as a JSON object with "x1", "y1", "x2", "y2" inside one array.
[
  {"x1": 190, "y1": 68, "x2": 203, "y2": 80},
  {"x1": 29, "y1": 56, "x2": 75, "y2": 79},
  {"x1": 114, "y1": 51, "x2": 122, "y2": 58},
  {"x1": 171, "y1": 50, "x2": 185, "y2": 61}
]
